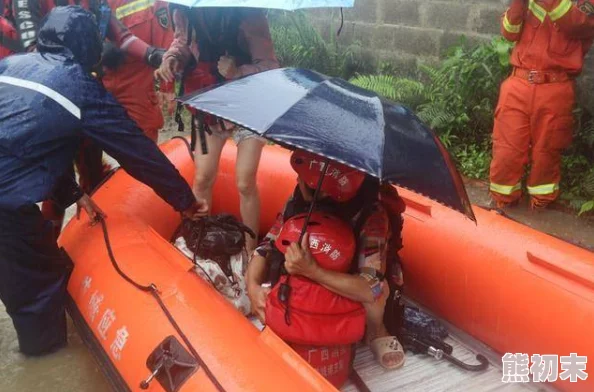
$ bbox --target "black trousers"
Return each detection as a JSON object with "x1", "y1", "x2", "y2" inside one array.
[{"x1": 0, "y1": 205, "x2": 73, "y2": 356}]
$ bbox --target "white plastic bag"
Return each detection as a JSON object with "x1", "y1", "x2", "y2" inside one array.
[{"x1": 175, "y1": 236, "x2": 251, "y2": 316}]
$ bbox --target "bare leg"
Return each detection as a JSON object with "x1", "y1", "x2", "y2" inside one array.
[
  {"x1": 193, "y1": 128, "x2": 227, "y2": 209},
  {"x1": 363, "y1": 283, "x2": 405, "y2": 368},
  {"x1": 235, "y1": 137, "x2": 265, "y2": 253}
]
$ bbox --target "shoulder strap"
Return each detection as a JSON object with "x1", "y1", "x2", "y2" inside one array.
[
  {"x1": 352, "y1": 201, "x2": 375, "y2": 239},
  {"x1": 349, "y1": 201, "x2": 377, "y2": 275},
  {"x1": 349, "y1": 369, "x2": 371, "y2": 392}
]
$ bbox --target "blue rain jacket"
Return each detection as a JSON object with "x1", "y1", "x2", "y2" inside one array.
[{"x1": 0, "y1": 6, "x2": 194, "y2": 213}]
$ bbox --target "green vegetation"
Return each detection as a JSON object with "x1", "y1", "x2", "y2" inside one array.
[
  {"x1": 268, "y1": 13, "x2": 594, "y2": 215},
  {"x1": 351, "y1": 37, "x2": 513, "y2": 180},
  {"x1": 268, "y1": 11, "x2": 368, "y2": 79}
]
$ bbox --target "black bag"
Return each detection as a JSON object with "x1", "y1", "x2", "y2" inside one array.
[{"x1": 179, "y1": 214, "x2": 255, "y2": 276}]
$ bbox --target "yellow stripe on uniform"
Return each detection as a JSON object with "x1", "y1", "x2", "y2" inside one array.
[
  {"x1": 549, "y1": 0, "x2": 573, "y2": 21},
  {"x1": 503, "y1": 12, "x2": 523, "y2": 34},
  {"x1": 490, "y1": 182, "x2": 522, "y2": 195},
  {"x1": 115, "y1": 0, "x2": 155, "y2": 19},
  {"x1": 528, "y1": 0, "x2": 547, "y2": 22},
  {"x1": 527, "y1": 183, "x2": 559, "y2": 195}
]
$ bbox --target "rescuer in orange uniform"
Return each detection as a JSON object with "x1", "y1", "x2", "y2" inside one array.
[
  {"x1": 101, "y1": 0, "x2": 174, "y2": 142},
  {"x1": 490, "y1": 0, "x2": 594, "y2": 209}
]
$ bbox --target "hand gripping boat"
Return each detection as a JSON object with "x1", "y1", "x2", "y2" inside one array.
[{"x1": 59, "y1": 138, "x2": 594, "y2": 392}]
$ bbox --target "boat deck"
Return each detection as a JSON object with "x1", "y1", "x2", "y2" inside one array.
[
  {"x1": 343, "y1": 336, "x2": 532, "y2": 392},
  {"x1": 252, "y1": 307, "x2": 554, "y2": 392},
  {"x1": 340, "y1": 305, "x2": 554, "y2": 392}
]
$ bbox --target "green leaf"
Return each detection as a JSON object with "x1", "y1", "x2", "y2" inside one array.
[{"x1": 579, "y1": 200, "x2": 594, "y2": 216}]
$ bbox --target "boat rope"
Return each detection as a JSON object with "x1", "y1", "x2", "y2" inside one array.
[
  {"x1": 98, "y1": 216, "x2": 227, "y2": 392},
  {"x1": 171, "y1": 136, "x2": 194, "y2": 160}
]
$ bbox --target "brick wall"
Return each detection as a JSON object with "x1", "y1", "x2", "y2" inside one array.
[{"x1": 307, "y1": 0, "x2": 594, "y2": 111}]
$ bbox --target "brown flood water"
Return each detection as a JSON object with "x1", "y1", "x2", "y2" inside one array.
[
  {"x1": 0, "y1": 302, "x2": 109, "y2": 391},
  {"x1": 1, "y1": 130, "x2": 592, "y2": 391}
]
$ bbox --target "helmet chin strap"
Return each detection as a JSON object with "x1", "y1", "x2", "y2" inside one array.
[{"x1": 298, "y1": 157, "x2": 330, "y2": 243}]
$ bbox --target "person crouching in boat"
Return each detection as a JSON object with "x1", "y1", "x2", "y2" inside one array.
[
  {"x1": 0, "y1": 6, "x2": 208, "y2": 357},
  {"x1": 246, "y1": 149, "x2": 406, "y2": 371}
]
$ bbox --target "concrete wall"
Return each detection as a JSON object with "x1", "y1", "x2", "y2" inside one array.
[{"x1": 307, "y1": 0, "x2": 594, "y2": 111}]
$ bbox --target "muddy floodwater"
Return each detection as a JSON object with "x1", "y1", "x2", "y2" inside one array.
[
  {"x1": 0, "y1": 306, "x2": 109, "y2": 391},
  {"x1": 1, "y1": 130, "x2": 592, "y2": 391}
]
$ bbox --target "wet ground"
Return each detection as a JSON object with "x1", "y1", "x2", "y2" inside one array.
[
  {"x1": 0, "y1": 127, "x2": 592, "y2": 391},
  {"x1": 464, "y1": 179, "x2": 594, "y2": 251}
]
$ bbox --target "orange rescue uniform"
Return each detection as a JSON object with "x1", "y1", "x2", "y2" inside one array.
[
  {"x1": 102, "y1": 0, "x2": 174, "y2": 141},
  {"x1": 490, "y1": 0, "x2": 594, "y2": 207}
]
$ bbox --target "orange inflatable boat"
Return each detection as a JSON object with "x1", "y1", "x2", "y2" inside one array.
[{"x1": 59, "y1": 138, "x2": 594, "y2": 392}]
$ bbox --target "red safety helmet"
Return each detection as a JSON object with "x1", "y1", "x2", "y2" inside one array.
[
  {"x1": 290, "y1": 150, "x2": 365, "y2": 202},
  {"x1": 275, "y1": 212, "x2": 355, "y2": 273}
]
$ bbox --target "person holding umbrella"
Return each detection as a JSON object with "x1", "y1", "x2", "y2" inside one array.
[
  {"x1": 181, "y1": 65, "x2": 477, "y2": 376},
  {"x1": 246, "y1": 149, "x2": 407, "y2": 370},
  {"x1": 155, "y1": 5, "x2": 279, "y2": 253}
]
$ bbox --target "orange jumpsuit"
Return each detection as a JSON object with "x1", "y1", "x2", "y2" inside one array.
[
  {"x1": 102, "y1": 0, "x2": 174, "y2": 142},
  {"x1": 490, "y1": 0, "x2": 594, "y2": 208}
]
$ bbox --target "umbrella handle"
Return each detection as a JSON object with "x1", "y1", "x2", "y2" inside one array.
[
  {"x1": 442, "y1": 352, "x2": 489, "y2": 372},
  {"x1": 298, "y1": 158, "x2": 329, "y2": 243}
]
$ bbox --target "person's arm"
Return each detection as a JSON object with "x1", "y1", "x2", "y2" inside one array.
[
  {"x1": 80, "y1": 81, "x2": 203, "y2": 214},
  {"x1": 155, "y1": 7, "x2": 195, "y2": 83},
  {"x1": 246, "y1": 212, "x2": 285, "y2": 322},
  {"x1": 232, "y1": 9, "x2": 279, "y2": 78},
  {"x1": 49, "y1": 173, "x2": 106, "y2": 224},
  {"x1": 246, "y1": 254, "x2": 268, "y2": 287},
  {"x1": 284, "y1": 233, "x2": 376, "y2": 304},
  {"x1": 246, "y1": 254, "x2": 271, "y2": 323},
  {"x1": 106, "y1": 15, "x2": 164, "y2": 68},
  {"x1": 501, "y1": 0, "x2": 526, "y2": 42},
  {"x1": 552, "y1": 0, "x2": 594, "y2": 39},
  {"x1": 12, "y1": 0, "x2": 43, "y2": 50}
]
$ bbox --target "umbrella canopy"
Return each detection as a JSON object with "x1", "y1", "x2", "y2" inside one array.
[
  {"x1": 182, "y1": 68, "x2": 475, "y2": 221},
  {"x1": 159, "y1": 0, "x2": 353, "y2": 10}
]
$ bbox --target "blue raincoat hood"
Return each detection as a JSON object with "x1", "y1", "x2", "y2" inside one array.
[{"x1": 37, "y1": 6, "x2": 102, "y2": 72}]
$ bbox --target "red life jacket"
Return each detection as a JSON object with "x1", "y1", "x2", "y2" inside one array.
[{"x1": 266, "y1": 275, "x2": 366, "y2": 346}]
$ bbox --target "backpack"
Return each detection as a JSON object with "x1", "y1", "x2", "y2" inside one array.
[
  {"x1": 179, "y1": 214, "x2": 254, "y2": 276},
  {"x1": 173, "y1": 214, "x2": 255, "y2": 315}
]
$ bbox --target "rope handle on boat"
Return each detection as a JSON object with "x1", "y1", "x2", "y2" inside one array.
[
  {"x1": 97, "y1": 216, "x2": 227, "y2": 392},
  {"x1": 171, "y1": 136, "x2": 194, "y2": 161}
]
